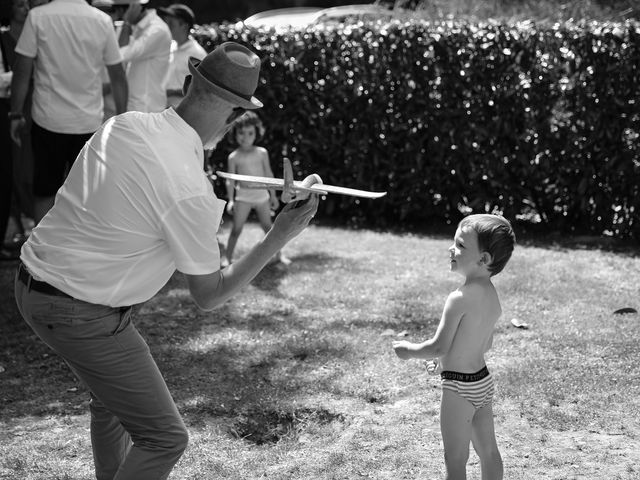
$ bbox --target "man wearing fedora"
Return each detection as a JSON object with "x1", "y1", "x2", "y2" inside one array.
[
  {"x1": 9, "y1": 0, "x2": 128, "y2": 225},
  {"x1": 116, "y1": 0, "x2": 172, "y2": 112},
  {"x1": 14, "y1": 42, "x2": 320, "y2": 479},
  {"x1": 159, "y1": 3, "x2": 207, "y2": 108}
]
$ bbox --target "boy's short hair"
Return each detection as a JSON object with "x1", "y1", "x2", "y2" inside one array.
[
  {"x1": 459, "y1": 214, "x2": 516, "y2": 276},
  {"x1": 229, "y1": 111, "x2": 265, "y2": 144}
]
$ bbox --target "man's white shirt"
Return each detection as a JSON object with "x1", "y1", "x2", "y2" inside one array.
[
  {"x1": 166, "y1": 37, "x2": 207, "y2": 108},
  {"x1": 15, "y1": 0, "x2": 122, "y2": 134},
  {"x1": 120, "y1": 9, "x2": 172, "y2": 113},
  {"x1": 22, "y1": 108, "x2": 226, "y2": 307}
]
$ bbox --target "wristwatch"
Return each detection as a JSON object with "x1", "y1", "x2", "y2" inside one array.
[{"x1": 8, "y1": 111, "x2": 24, "y2": 120}]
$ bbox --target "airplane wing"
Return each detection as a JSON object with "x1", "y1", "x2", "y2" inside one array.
[{"x1": 215, "y1": 171, "x2": 386, "y2": 199}]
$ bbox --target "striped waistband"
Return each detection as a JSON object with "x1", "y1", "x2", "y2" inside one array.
[{"x1": 440, "y1": 366, "x2": 490, "y2": 382}]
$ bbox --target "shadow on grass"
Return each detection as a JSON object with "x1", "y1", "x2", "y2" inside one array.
[
  {"x1": 250, "y1": 251, "x2": 342, "y2": 295},
  {"x1": 0, "y1": 252, "x2": 356, "y2": 438}
]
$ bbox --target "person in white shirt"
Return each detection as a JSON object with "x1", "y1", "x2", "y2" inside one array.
[
  {"x1": 9, "y1": 0, "x2": 128, "y2": 224},
  {"x1": 14, "y1": 41, "x2": 320, "y2": 479},
  {"x1": 116, "y1": 0, "x2": 172, "y2": 112},
  {"x1": 159, "y1": 3, "x2": 207, "y2": 108}
]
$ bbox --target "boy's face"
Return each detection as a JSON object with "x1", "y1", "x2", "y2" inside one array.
[
  {"x1": 235, "y1": 125, "x2": 257, "y2": 148},
  {"x1": 449, "y1": 226, "x2": 484, "y2": 276}
]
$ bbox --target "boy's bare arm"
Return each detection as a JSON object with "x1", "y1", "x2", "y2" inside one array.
[
  {"x1": 225, "y1": 155, "x2": 237, "y2": 200},
  {"x1": 393, "y1": 291, "x2": 465, "y2": 360}
]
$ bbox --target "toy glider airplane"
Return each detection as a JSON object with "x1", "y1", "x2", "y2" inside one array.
[{"x1": 216, "y1": 158, "x2": 386, "y2": 202}]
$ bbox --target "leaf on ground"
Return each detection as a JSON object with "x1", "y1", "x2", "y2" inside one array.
[
  {"x1": 510, "y1": 318, "x2": 530, "y2": 329},
  {"x1": 613, "y1": 307, "x2": 637, "y2": 315}
]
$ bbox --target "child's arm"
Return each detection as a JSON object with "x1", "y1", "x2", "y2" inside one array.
[
  {"x1": 260, "y1": 149, "x2": 279, "y2": 208},
  {"x1": 225, "y1": 154, "x2": 237, "y2": 213},
  {"x1": 393, "y1": 290, "x2": 465, "y2": 360}
]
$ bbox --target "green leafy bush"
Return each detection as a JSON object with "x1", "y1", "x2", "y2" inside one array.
[{"x1": 195, "y1": 19, "x2": 640, "y2": 238}]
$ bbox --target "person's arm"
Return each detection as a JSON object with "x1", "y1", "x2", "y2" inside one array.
[
  {"x1": 9, "y1": 53, "x2": 34, "y2": 145},
  {"x1": 225, "y1": 154, "x2": 237, "y2": 213},
  {"x1": 185, "y1": 195, "x2": 319, "y2": 310},
  {"x1": 106, "y1": 62, "x2": 128, "y2": 114},
  {"x1": 393, "y1": 290, "x2": 465, "y2": 360},
  {"x1": 120, "y1": 15, "x2": 168, "y2": 62},
  {"x1": 118, "y1": 3, "x2": 142, "y2": 47},
  {"x1": 261, "y1": 149, "x2": 279, "y2": 208}
]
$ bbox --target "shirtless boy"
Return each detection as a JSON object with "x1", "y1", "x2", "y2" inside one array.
[{"x1": 393, "y1": 214, "x2": 516, "y2": 480}]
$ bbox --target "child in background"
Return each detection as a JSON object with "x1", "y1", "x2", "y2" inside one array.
[
  {"x1": 224, "y1": 112, "x2": 287, "y2": 265},
  {"x1": 393, "y1": 214, "x2": 516, "y2": 480}
]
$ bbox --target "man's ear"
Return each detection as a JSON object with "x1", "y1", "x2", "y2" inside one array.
[
  {"x1": 480, "y1": 252, "x2": 493, "y2": 266},
  {"x1": 182, "y1": 74, "x2": 192, "y2": 96}
]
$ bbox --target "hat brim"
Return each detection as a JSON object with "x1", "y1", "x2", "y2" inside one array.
[{"x1": 188, "y1": 57, "x2": 263, "y2": 110}]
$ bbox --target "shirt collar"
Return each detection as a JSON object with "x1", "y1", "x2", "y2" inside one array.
[{"x1": 164, "y1": 107, "x2": 204, "y2": 159}]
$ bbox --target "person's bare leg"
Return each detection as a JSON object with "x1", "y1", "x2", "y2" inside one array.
[
  {"x1": 440, "y1": 388, "x2": 475, "y2": 480},
  {"x1": 471, "y1": 403, "x2": 503, "y2": 480},
  {"x1": 254, "y1": 201, "x2": 288, "y2": 264},
  {"x1": 225, "y1": 202, "x2": 252, "y2": 263}
]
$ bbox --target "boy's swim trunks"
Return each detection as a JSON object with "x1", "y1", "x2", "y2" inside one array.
[{"x1": 440, "y1": 366, "x2": 494, "y2": 409}]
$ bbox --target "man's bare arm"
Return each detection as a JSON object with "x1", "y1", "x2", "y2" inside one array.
[
  {"x1": 185, "y1": 195, "x2": 318, "y2": 311},
  {"x1": 106, "y1": 63, "x2": 128, "y2": 114}
]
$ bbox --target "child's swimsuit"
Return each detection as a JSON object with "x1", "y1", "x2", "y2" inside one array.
[
  {"x1": 440, "y1": 366, "x2": 494, "y2": 409},
  {"x1": 234, "y1": 186, "x2": 270, "y2": 206}
]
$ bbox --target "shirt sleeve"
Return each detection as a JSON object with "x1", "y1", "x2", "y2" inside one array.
[
  {"x1": 160, "y1": 194, "x2": 227, "y2": 275},
  {"x1": 120, "y1": 23, "x2": 170, "y2": 63},
  {"x1": 14, "y1": 12, "x2": 37, "y2": 58}
]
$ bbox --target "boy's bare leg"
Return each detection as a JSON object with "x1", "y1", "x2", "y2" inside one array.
[
  {"x1": 471, "y1": 404, "x2": 503, "y2": 480},
  {"x1": 440, "y1": 389, "x2": 474, "y2": 480},
  {"x1": 226, "y1": 202, "x2": 252, "y2": 263}
]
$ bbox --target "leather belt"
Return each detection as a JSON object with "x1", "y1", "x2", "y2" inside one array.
[{"x1": 18, "y1": 263, "x2": 73, "y2": 299}]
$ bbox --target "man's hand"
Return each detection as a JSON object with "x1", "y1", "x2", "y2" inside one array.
[
  {"x1": 271, "y1": 194, "x2": 319, "y2": 244},
  {"x1": 10, "y1": 117, "x2": 26, "y2": 146},
  {"x1": 226, "y1": 200, "x2": 234, "y2": 215},
  {"x1": 392, "y1": 340, "x2": 418, "y2": 360},
  {"x1": 123, "y1": 2, "x2": 143, "y2": 25}
]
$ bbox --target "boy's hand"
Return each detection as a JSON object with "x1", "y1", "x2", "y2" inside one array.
[
  {"x1": 392, "y1": 340, "x2": 417, "y2": 360},
  {"x1": 226, "y1": 201, "x2": 234, "y2": 215},
  {"x1": 425, "y1": 359, "x2": 441, "y2": 375}
]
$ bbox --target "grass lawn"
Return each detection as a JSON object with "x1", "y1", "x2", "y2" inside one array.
[{"x1": 1, "y1": 219, "x2": 639, "y2": 479}]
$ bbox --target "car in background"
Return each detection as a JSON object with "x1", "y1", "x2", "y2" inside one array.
[{"x1": 243, "y1": 4, "x2": 394, "y2": 30}]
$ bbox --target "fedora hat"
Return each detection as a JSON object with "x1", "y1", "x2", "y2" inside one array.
[{"x1": 187, "y1": 42, "x2": 263, "y2": 110}]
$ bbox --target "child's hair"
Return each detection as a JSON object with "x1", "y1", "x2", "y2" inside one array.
[
  {"x1": 458, "y1": 214, "x2": 516, "y2": 276},
  {"x1": 229, "y1": 111, "x2": 265, "y2": 145}
]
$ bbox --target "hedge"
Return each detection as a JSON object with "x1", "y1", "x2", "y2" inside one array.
[{"x1": 193, "y1": 19, "x2": 640, "y2": 239}]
